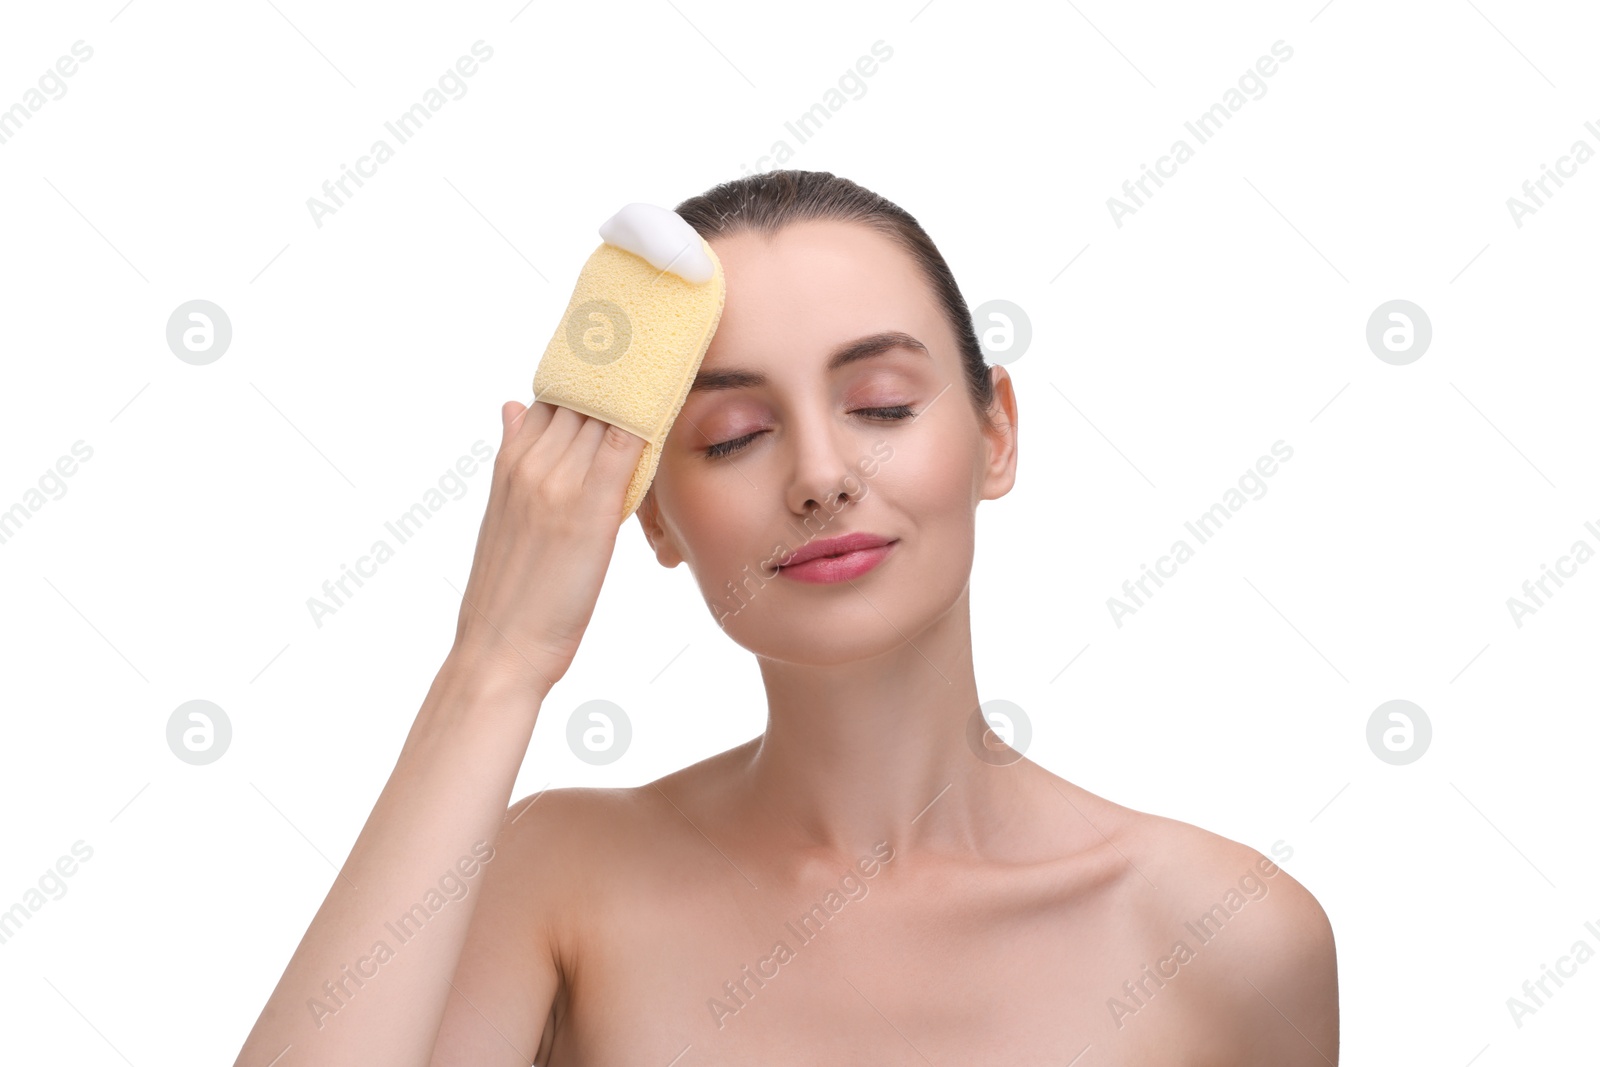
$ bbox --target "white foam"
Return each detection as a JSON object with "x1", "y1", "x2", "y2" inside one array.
[{"x1": 598, "y1": 202, "x2": 715, "y2": 284}]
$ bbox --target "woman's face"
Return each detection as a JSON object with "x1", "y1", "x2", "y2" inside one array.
[{"x1": 635, "y1": 219, "x2": 1016, "y2": 664}]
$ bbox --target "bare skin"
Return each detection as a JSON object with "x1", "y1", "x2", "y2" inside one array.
[
  {"x1": 437, "y1": 221, "x2": 1338, "y2": 1064},
  {"x1": 233, "y1": 219, "x2": 1336, "y2": 1067}
]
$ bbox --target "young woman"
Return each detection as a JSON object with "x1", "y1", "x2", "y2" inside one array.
[{"x1": 236, "y1": 170, "x2": 1338, "y2": 1066}]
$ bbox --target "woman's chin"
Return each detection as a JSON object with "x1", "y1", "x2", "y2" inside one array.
[{"x1": 712, "y1": 606, "x2": 932, "y2": 667}]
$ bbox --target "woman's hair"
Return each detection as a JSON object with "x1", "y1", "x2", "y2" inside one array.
[{"x1": 674, "y1": 170, "x2": 1000, "y2": 433}]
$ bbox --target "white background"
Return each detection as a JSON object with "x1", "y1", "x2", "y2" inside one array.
[{"x1": 2, "y1": 0, "x2": 1597, "y2": 1062}]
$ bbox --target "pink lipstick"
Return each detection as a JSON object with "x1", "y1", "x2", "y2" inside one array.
[{"x1": 775, "y1": 533, "x2": 897, "y2": 584}]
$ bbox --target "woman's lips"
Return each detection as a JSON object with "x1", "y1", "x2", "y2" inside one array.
[{"x1": 776, "y1": 540, "x2": 897, "y2": 584}]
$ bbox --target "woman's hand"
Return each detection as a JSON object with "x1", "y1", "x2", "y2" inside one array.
[{"x1": 449, "y1": 400, "x2": 647, "y2": 701}]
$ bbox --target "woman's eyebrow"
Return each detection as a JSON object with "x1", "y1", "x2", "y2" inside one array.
[{"x1": 688, "y1": 331, "x2": 929, "y2": 394}]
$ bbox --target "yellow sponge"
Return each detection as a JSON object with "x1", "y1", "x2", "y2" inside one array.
[{"x1": 532, "y1": 208, "x2": 726, "y2": 522}]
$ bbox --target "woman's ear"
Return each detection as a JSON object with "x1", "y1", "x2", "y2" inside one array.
[
  {"x1": 978, "y1": 364, "x2": 1018, "y2": 502},
  {"x1": 634, "y1": 487, "x2": 685, "y2": 568}
]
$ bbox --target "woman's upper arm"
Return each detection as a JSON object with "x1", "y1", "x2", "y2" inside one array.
[{"x1": 429, "y1": 789, "x2": 582, "y2": 1067}]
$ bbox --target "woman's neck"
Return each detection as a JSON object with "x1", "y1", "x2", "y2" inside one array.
[{"x1": 737, "y1": 589, "x2": 1023, "y2": 863}]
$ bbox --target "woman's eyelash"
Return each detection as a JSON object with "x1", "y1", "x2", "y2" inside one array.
[
  {"x1": 861, "y1": 404, "x2": 917, "y2": 422},
  {"x1": 705, "y1": 405, "x2": 918, "y2": 459}
]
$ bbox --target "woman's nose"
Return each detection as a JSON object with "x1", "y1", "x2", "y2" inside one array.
[{"x1": 783, "y1": 413, "x2": 865, "y2": 516}]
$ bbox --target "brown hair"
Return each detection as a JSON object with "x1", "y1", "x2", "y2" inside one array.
[{"x1": 674, "y1": 170, "x2": 1000, "y2": 433}]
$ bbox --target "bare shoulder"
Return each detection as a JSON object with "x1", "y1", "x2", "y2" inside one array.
[
  {"x1": 499, "y1": 781, "x2": 647, "y2": 849},
  {"x1": 1034, "y1": 769, "x2": 1339, "y2": 1062},
  {"x1": 481, "y1": 744, "x2": 757, "y2": 969},
  {"x1": 1035, "y1": 769, "x2": 1332, "y2": 935},
  {"x1": 493, "y1": 782, "x2": 658, "y2": 896},
  {"x1": 470, "y1": 784, "x2": 646, "y2": 959},
  {"x1": 494, "y1": 737, "x2": 759, "y2": 881}
]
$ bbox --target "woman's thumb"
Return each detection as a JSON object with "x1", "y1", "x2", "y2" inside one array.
[{"x1": 501, "y1": 400, "x2": 526, "y2": 440}]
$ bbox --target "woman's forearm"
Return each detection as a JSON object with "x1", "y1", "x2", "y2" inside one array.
[{"x1": 232, "y1": 652, "x2": 540, "y2": 1067}]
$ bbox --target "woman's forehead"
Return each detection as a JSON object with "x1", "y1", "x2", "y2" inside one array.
[
  {"x1": 702, "y1": 221, "x2": 944, "y2": 371},
  {"x1": 709, "y1": 221, "x2": 919, "y2": 301}
]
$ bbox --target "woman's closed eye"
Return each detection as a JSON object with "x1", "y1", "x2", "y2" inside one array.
[{"x1": 704, "y1": 405, "x2": 918, "y2": 459}]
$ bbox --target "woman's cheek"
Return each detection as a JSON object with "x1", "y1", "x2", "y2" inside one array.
[{"x1": 876, "y1": 432, "x2": 957, "y2": 504}]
